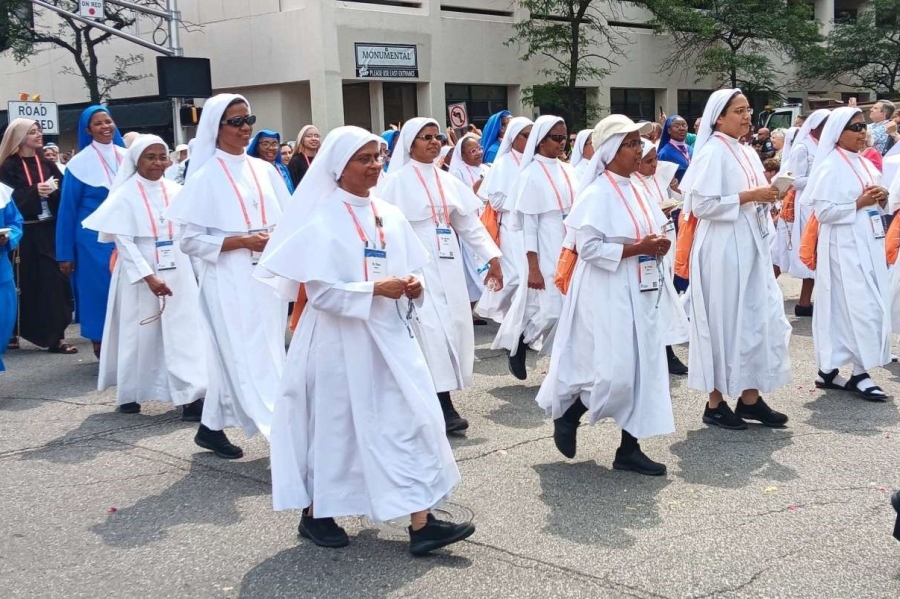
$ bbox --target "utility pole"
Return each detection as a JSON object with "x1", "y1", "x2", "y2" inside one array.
[{"x1": 29, "y1": 0, "x2": 188, "y2": 145}]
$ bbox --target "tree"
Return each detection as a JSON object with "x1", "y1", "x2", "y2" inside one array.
[
  {"x1": 642, "y1": 0, "x2": 822, "y2": 99},
  {"x1": 507, "y1": 0, "x2": 626, "y2": 129},
  {"x1": 2, "y1": 0, "x2": 185, "y2": 103},
  {"x1": 799, "y1": 0, "x2": 900, "y2": 98}
]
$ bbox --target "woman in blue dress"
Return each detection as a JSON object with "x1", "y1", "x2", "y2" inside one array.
[
  {"x1": 56, "y1": 106, "x2": 126, "y2": 358},
  {"x1": 0, "y1": 183, "x2": 24, "y2": 372}
]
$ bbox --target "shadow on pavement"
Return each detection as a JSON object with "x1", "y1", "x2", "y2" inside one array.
[
  {"x1": 803, "y1": 387, "x2": 899, "y2": 437},
  {"x1": 485, "y1": 384, "x2": 546, "y2": 430},
  {"x1": 533, "y1": 460, "x2": 670, "y2": 548},
  {"x1": 237, "y1": 531, "x2": 472, "y2": 598},
  {"x1": 669, "y1": 426, "x2": 797, "y2": 488},
  {"x1": 18, "y1": 411, "x2": 184, "y2": 465},
  {"x1": 784, "y1": 299, "x2": 813, "y2": 338},
  {"x1": 91, "y1": 458, "x2": 270, "y2": 549}
]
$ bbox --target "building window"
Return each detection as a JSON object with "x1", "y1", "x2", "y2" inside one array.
[
  {"x1": 677, "y1": 90, "x2": 712, "y2": 123},
  {"x1": 445, "y1": 84, "x2": 508, "y2": 128},
  {"x1": 610, "y1": 88, "x2": 656, "y2": 122}
]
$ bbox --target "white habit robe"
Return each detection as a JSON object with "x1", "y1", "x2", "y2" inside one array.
[
  {"x1": 380, "y1": 160, "x2": 502, "y2": 393},
  {"x1": 536, "y1": 172, "x2": 677, "y2": 439},
  {"x1": 809, "y1": 150, "x2": 891, "y2": 370},
  {"x1": 83, "y1": 175, "x2": 207, "y2": 406},
  {"x1": 632, "y1": 163, "x2": 690, "y2": 346},
  {"x1": 165, "y1": 149, "x2": 291, "y2": 438},
  {"x1": 475, "y1": 149, "x2": 527, "y2": 323},
  {"x1": 685, "y1": 133, "x2": 792, "y2": 396},
  {"x1": 450, "y1": 162, "x2": 491, "y2": 302},
  {"x1": 493, "y1": 154, "x2": 576, "y2": 353},
  {"x1": 786, "y1": 139, "x2": 817, "y2": 279},
  {"x1": 265, "y1": 189, "x2": 460, "y2": 519}
]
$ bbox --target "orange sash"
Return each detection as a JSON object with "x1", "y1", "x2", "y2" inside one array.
[
  {"x1": 798, "y1": 215, "x2": 819, "y2": 270},
  {"x1": 554, "y1": 246, "x2": 578, "y2": 294},
  {"x1": 480, "y1": 203, "x2": 500, "y2": 245},
  {"x1": 673, "y1": 211, "x2": 698, "y2": 280},
  {"x1": 288, "y1": 284, "x2": 308, "y2": 332}
]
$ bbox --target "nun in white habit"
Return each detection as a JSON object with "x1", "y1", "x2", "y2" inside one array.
[
  {"x1": 380, "y1": 118, "x2": 503, "y2": 434},
  {"x1": 255, "y1": 126, "x2": 473, "y2": 555},
  {"x1": 448, "y1": 133, "x2": 490, "y2": 305},
  {"x1": 786, "y1": 109, "x2": 830, "y2": 315},
  {"x1": 807, "y1": 107, "x2": 891, "y2": 399},
  {"x1": 537, "y1": 115, "x2": 679, "y2": 475},
  {"x1": 770, "y1": 126, "x2": 799, "y2": 275},
  {"x1": 569, "y1": 129, "x2": 594, "y2": 181},
  {"x1": 493, "y1": 115, "x2": 576, "y2": 381},
  {"x1": 165, "y1": 93, "x2": 292, "y2": 458},
  {"x1": 474, "y1": 116, "x2": 533, "y2": 323},
  {"x1": 682, "y1": 88, "x2": 792, "y2": 430},
  {"x1": 83, "y1": 135, "x2": 206, "y2": 419},
  {"x1": 634, "y1": 139, "x2": 690, "y2": 375}
]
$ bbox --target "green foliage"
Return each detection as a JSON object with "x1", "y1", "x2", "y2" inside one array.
[
  {"x1": 643, "y1": 0, "x2": 821, "y2": 98},
  {"x1": 799, "y1": 0, "x2": 900, "y2": 97},
  {"x1": 508, "y1": 0, "x2": 623, "y2": 128}
]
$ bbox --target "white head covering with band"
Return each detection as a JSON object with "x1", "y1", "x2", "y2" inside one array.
[
  {"x1": 569, "y1": 129, "x2": 592, "y2": 170},
  {"x1": 386, "y1": 117, "x2": 439, "y2": 176},
  {"x1": 776, "y1": 126, "x2": 799, "y2": 177},
  {"x1": 82, "y1": 134, "x2": 181, "y2": 242},
  {"x1": 184, "y1": 93, "x2": 248, "y2": 181},
  {"x1": 448, "y1": 133, "x2": 485, "y2": 185},
  {"x1": 480, "y1": 117, "x2": 532, "y2": 204},
  {"x1": 784, "y1": 108, "x2": 830, "y2": 175}
]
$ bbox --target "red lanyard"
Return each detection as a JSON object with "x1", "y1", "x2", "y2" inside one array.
[
  {"x1": 669, "y1": 141, "x2": 691, "y2": 163},
  {"x1": 20, "y1": 156, "x2": 44, "y2": 187},
  {"x1": 605, "y1": 171, "x2": 654, "y2": 240},
  {"x1": 835, "y1": 147, "x2": 876, "y2": 193},
  {"x1": 511, "y1": 152, "x2": 521, "y2": 166},
  {"x1": 303, "y1": 154, "x2": 311, "y2": 168},
  {"x1": 137, "y1": 180, "x2": 173, "y2": 240},
  {"x1": 91, "y1": 142, "x2": 122, "y2": 185},
  {"x1": 636, "y1": 174, "x2": 666, "y2": 204},
  {"x1": 465, "y1": 165, "x2": 478, "y2": 187},
  {"x1": 715, "y1": 135, "x2": 758, "y2": 189},
  {"x1": 343, "y1": 201, "x2": 386, "y2": 249},
  {"x1": 218, "y1": 157, "x2": 267, "y2": 230},
  {"x1": 537, "y1": 161, "x2": 575, "y2": 213},
  {"x1": 413, "y1": 165, "x2": 450, "y2": 225}
]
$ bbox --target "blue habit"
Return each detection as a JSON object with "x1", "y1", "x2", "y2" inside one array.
[
  {"x1": 481, "y1": 110, "x2": 510, "y2": 164},
  {"x1": 1, "y1": 199, "x2": 24, "y2": 371},
  {"x1": 56, "y1": 173, "x2": 114, "y2": 341},
  {"x1": 656, "y1": 115, "x2": 693, "y2": 183}
]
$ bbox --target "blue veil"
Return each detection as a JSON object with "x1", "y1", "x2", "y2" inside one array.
[
  {"x1": 77, "y1": 105, "x2": 125, "y2": 151},
  {"x1": 381, "y1": 129, "x2": 400, "y2": 172},
  {"x1": 480, "y1": 110, "x2": 511, "y2": 163},
  {"x1": 248, "y1": 129, "x2": 294, "y2": 193}
]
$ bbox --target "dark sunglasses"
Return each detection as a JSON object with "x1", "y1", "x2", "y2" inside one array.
[
  {"x1": 546, "y1": 134, "x2": 567, "y2": 143},
  {"x1": 844, "y1": 122, "x2": 867, "y2": 132},
  {"x1": 415, "y1": 134, "x2": 445, "y2": 142},
  {"x1": 220, "y1": 115, "x2": 257, "y2": 127}
]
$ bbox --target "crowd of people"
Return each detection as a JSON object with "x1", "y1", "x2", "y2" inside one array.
[{"x1": 2, "y1": 90, "x2": 900, "y2": 552}]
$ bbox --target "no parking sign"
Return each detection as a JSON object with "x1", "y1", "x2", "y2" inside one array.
[{"x1": 448, "y1": 103, "x2": 468, "y2": 129}]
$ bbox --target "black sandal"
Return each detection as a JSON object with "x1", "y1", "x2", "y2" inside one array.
[
  {"x1": 7, "y1": 336, "x2": 19, "y2": 350},
  {"x1": 815, "y1": 369, "x2": 845, "y2": 390},
  {"x1": 845, "y1": 373, "x2": 889, "y2": 402},
  {"x1": 48, "y1": 342, "x2": 78, "y2": 355}
]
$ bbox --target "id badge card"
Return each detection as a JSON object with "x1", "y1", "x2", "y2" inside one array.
[
  {"x1": 364, "y1": 248, "x2": 387, "y2": 280},
  {"x1": 436, "y1": 227, "x2": 456, "y2": 259},
  {"x1": 869, "y1": 209, "x2": 886, "y2": 239},
  {"x1": 37, "y1": 199, "x2": 52, "y2": 221},
  {"x1": 663, "y1": 219, "x2": 676, "y2": 235},
  {"x1": 638, "y1": 256, "x2": 660, "y2": 292},
  {"x1": 155, "y1": 240, "x2": 177, "y2": 271},
  {"x1": 248, "y1": 228, "x2": 269, "y2": 264},
  {"x1": 756, "y1": 204, "x2": 770, "y2": 239}
]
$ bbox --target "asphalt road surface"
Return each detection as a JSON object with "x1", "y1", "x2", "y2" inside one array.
[{"x1": 1, "y1": 277, "x2": 899, "y2": 598}]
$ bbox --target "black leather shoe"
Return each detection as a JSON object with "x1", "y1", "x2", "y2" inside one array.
[
  {"x1": 181, "y1": 398, "x2": 204, "y2": 422},
  {"x1": 794, "y1": 303, "x2": 813, "y2": 317},
  {"x1": 443, "y1": 408, "x2": 469, "y2": 433},
  {"x1": 194, "y1": 425, "x2": 244, "y2": 459},
  {"x1": 735, "y1": 397, "x2": 789, "y2": 427},
  {"x1": 507, "y1": 336, "x2": 529, "y2": 381},
  {"x1": 408, "y1": 513, "x2": 475, "y2": 556},
  {"x1": 667, "y1": 353, "x2": 688, "y2": 376},
  {"x1": 891, "y1": 491, "x2": 900, "y2": 542},
  {"x1": 613, "y1": 446, "x2": 667, "y2": 476},
  {"x1": 298, "y1": 510, "x2": 350, "y2": 548},
  {"x1": 117, "y1": 402, "x2": 140, "y2": 414},
  {"x1": 552, "y1": 400, "x2": 588, "y2": 459}
]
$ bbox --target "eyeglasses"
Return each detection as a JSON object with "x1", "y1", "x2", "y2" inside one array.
[
  {"x1": 257, "y1": 140, "x2": 279, "y2": 149},
  {"x1": 140, "y1": 296, "x2": 166, "y2": 326},
  {"x1": 620, "y1": 140, "x2": 643, "y2": 149},
  {"x1": 546, "y1": 134, "x2": 568, "y2": 143},
  {"x1": 415, "y1": 134, "x2": 444, "y2": 142},
  {"x1": 351, "y1": 154, "x2": 386, "y2": 167},
  {"x1": 466, "y1": 147, "x2": 483, "y2": 155},
  {"x1": 140, "y1": 155, "x2": 168, "y2": 164},
  {"x1": 730, "y1": 107, "x2": 754, "y2": 116},
  {"x1": 844, "y1": 122, "x2": 867, "y2": 132},
  {"x1": 220, "y1": 115, "x2": 257, "y2": 127}
]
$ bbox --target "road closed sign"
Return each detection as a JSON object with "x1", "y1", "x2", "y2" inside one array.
[
  {"x1": 8, "y1": 101, "x2": 59, "y2": 135},
  {"x1": 448, "y1": 103, "x2": 468, "y2": 129}
]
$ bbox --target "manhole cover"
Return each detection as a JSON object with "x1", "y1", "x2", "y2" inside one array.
[{"x1": 360, "y1": 502, "x2": 475, "y2": 540}]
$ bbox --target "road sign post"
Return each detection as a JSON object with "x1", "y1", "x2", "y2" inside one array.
[
  {"x1": 448, "y1": 103, "x2": 468, "y2": 130},
  {"x1": 7, "y1": 101, "x2": 59, "y2": 135}
]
